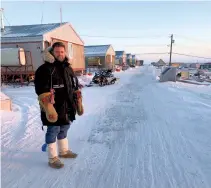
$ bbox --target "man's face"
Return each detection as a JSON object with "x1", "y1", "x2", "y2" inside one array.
[{"x1": 53, "y1": 46, "x2": 66, "y2": 62}]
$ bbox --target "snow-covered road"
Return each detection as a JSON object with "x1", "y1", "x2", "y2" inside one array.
[{"x1": 1, "y1": 66, "x2": 211, "y2": 188}]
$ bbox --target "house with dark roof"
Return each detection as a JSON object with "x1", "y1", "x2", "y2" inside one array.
[
  {"x1": 126, "y1": 53, "x2": 132, "y2": 66},
  {"x1": 1, "y1": 22, "x2": 85, "y2": 81},
  {"x1": 84, "y1": 45, "x2": 115, "y2": 70},
  {"x1": 136, "y1": 60, "x2": 144, "y2": 66},
  {"x1": 132, "y1": 55, "x2": 137, "y2": 65},
  {"x1": 115, "y1": 51, "x2": 126, "y2": 66},
  {"x1": 156, "y1": 59, "x2": 166, "y2": 67}
]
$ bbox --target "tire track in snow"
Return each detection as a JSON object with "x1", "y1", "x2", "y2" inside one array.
[
  {"x1": 79, "y1": 74, "x2": 147, "y2": 188},
  {"x1": 144, "y1": 74, "x2": 211, "y2": 188},
  {"x1": 1, "y1": 88, "x2": 45, "y2": 187}
]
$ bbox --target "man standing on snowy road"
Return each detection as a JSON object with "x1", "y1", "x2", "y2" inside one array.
[{"x1": 34, "y1": 42, "x2": 83, "y2": 169}]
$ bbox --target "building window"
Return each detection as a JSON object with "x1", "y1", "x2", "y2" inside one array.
[
  {"x1": 44, "y1": 41, "x2": 50, "y2": 49},
  {"x1": 68, "y1": 42, "x2": 73, "y2": 59}
]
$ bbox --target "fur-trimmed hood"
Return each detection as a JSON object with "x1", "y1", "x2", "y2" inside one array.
[{"x1": 43, "y1": 46, "x2": 71, "y2": 64}]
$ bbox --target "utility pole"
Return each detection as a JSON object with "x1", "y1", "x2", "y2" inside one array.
[
  {"x1": 169, "y1": 34, "x2": 174, "y2": 66},
  {"x1": 0, "y1": 8, "x2": 4, "y2": 32}
]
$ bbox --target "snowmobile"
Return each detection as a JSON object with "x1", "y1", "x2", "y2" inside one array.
[
  {"x1": 92, "y1": 72, "x2": 102, "y2": 84},
  {"x1": 88, "y1": 69, "x2": 117, "y2": 87},
  {"x1": 99, "y1": 73, "x2": 117, "y2": 87}
]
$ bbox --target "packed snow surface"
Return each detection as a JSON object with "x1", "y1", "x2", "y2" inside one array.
[{"x1": 1, "y1": 66, "x2": 211, "y2": 188}]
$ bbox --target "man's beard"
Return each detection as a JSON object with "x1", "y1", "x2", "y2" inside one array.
[{"x1": 55, "y1": 56, "x2": 65, "y2": 62}]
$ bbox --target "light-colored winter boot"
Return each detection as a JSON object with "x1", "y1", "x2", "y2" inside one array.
[
  {"x1": 58, "y1": 138, "x2": 78, "y2": 158},
  {"x1": 48, "y1": 142, "x2": 64, "y2": 169}
]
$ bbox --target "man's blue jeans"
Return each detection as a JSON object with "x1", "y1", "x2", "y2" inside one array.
[{"x1": 45, "y1": 125, "x2": 70, "y2": 144}]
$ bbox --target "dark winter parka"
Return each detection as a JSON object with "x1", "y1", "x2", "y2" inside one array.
[{"x1": 34, "y1": 48, "x2": 79, "y2": 126}]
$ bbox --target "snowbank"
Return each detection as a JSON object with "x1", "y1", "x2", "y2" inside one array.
[
  {"x1": 167, "y1": 80, "x2": 211, "y2": 93},
  {"x1": 148, "y1": 65, "x2": 162, "y2": 78},
  {"x1": 77, "y1": 75, "x2": 94, "y2": 86},
  {"x1": 0, "y1": 91, "x2": 12, "y2": 111},
  {"x1": 0, "y1": 91, "x2": 10, "y2": 100}
]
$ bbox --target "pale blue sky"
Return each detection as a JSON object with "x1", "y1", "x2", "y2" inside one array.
[{"x1": 1, "y1": 1, "x2": 211, "y2": 63}]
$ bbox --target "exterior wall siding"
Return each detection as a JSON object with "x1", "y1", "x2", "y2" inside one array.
[
  {"x1": 115, "y1": 52, "x2": 127, "y2": 65},
  {"x1": 105, "y1": 54, "x2": 115, "y2": 69},
  {"x1": 85, "y1": 56, "x2": 105, "y2": 69},
  {"x1": 105, "y1": 46, "x2": 115, "y2": 69},
  {"x1": 43, "y1": 24, "x2": 84, "y2": 46},
  {"x1": 71, "y1": 43, "x2": 85, "y2": 71},
  {"x1": 106, "y1": 46, "x2": 115, "y2": 55}
]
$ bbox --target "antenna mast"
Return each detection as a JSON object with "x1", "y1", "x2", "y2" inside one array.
[
  {"x1": 60, "y1": 4, "x2": 62, "y2": 25},
  {"x1": 41, "y1": 0, "x2": 44, "y2": 24}
]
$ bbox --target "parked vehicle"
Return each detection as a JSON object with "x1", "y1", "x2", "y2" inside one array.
[
  {"x1": 89, "y1": 69, "x2": 117, "y2": 87},
  {"x1": 193, "y1": 63, "x2": 211, "y2": 81},
  {"x1": 130, "y1": 64, "x2": 136, "y2": 68}
]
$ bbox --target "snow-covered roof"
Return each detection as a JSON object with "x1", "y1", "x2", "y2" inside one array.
[
  {"x1": 0, "y1": 92, "x2": 10, "y2": 100},
  {"x1": 1, "y1": 22, "x2": 67, "y2": 38},
  {"x1": 85, "y1": 45, "x2": 111, "y2": 57}
]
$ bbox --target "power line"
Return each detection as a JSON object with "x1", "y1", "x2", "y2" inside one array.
[
  {"x1": 125, "y1": 44, "x2": 168, "y2": 47},
  {"x1": 80, "y1": 33, "x2": 211, "y2": 59},
  {"x1": 3, "y1": 12, "x2": 11, "y2": 26},
  {"x1": 174, "y1": 34, "x2": 210, "y2": 44},
  {"x1": 134, "y1": 52, "x2": 168, "y2": 55},
  {"x1": 132, "y1": 52, "x2": 211, "y2": 59},
  {"x1": 81, "y1": 33, "x2": 209, "y2": 42},
  {"x1": 80, "y1": 34, "x2": 210, "y2": 41},
  {"x1": 125, "y1": 43, "x2": 210, "y2": 49},
  {"x1": 172, "y1": 52, "x2": 211, "y2": 59},
  {"x1": 173, "y1": 43, "x2": 211, "y2": 49},
  {"x1": 80, "y1": 34, "x2": 166, "y2": 39}
]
